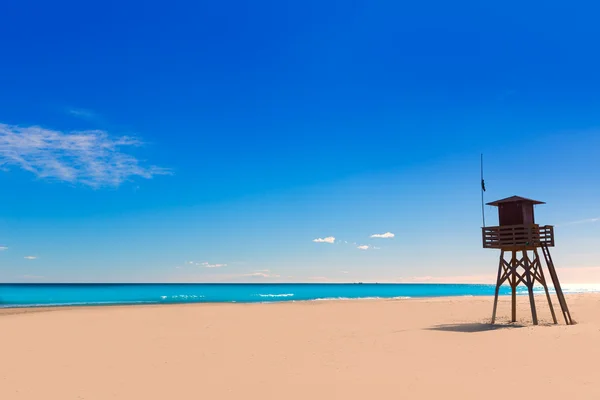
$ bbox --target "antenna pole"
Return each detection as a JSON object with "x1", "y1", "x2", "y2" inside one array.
[{"x1": 481, "y1": 153, "x2": 486, "y2": 227}]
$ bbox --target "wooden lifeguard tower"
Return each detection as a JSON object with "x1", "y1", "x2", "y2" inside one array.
[{"x1": 482, "y1": 196, "x2": 573, "y2": 325}]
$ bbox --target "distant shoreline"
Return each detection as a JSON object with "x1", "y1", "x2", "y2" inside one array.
[
  {"x1": 1, "y1": 282, "x2": 496, "y2": 285},
  {"x1": 2, "y1": 282, "x2": 598, "y2": 309},
  {"x1": 0, "y1": 291, "x2": 592, "y2": 313}
]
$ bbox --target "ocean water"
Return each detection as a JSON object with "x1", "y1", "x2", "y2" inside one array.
[{"x1": 1, "y1": 283, "x2": 598, "y2": 308}]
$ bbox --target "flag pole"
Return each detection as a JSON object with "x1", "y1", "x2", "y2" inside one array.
[{"x1": 481, "y1": 153, "x2": 486, "y2": 227}]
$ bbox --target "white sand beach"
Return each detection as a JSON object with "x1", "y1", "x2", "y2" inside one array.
[{"x1": 2, "y1": 294, "x2": 600, "y2": 399}]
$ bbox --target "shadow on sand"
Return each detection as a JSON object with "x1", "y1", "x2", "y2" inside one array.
[{"x1": 426, "y1": 322, "x2": 526, "y2": 333}]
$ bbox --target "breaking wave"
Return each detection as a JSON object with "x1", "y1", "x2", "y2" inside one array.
[{"x1": 159, "y1": 295, "x2": 205, "y2": 300}]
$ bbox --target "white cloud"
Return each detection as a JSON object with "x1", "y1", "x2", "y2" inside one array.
[
  {"x1": 0, "y1": 123, "x2": 170, "y2": 187},
  {"x1": 341, "y1": 271, "x2": 349, "y2": 274},
  {"x1": 24, "y1": 256, "x2": 37, "y2": 260},
  {"x1": 313, "y1": 236, "x2": 335, "y2": 244},
  {"x1": 191, "y1": 261, "x2": 227, "y2": 268},
  {"x1": 370, "y1": 232, "x2": 395, "y2": 239},
  {"x1": 0, "y1": 246, "x2": 7, "y2": 251},
  {"x1": 204, "y1": 263, "x2": 227, "y2": 268},
  {"x1": 357, "y1": 245, "x2": 370, "y2": 250}
]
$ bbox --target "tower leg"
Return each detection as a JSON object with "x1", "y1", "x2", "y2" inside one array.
[
  {"x1": 532, "y1": 249, "x2": 557, "y2": 324},
  {"x1": 523, "y1": 250, "x2": 538, "y2": 325},
  {"x1": 491, "y1": 250, "x2": 504, "y2": 324},
  {"x1": 511, "y1": 250, "x2": 519, "y2": 323},
  {"x1": 489, "y1": 246, "x2": 569, "y2": 326},
  {"x1": 540, "y1": 246, "x2": 573, "y2": 325},
  {"x1": 511, "y1": 269, "x2": 517, "y2": 323}
]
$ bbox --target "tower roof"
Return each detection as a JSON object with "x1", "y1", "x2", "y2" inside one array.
[{"x1": 486, "y1": 195, "x2": 545, "y2": 207}]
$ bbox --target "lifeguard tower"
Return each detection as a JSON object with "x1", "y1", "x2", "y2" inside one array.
[{"x1": 482, "y1": 196, "x2": 573, "y2": 325}]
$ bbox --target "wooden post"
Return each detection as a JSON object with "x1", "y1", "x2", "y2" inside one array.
[
  {"x1": 512, "y1": 250, "x2": 518, "y2": 322},
  {"x1": 511, "y1": 261, "x2": 517, "y2": 323},
  {"x1": 533, "y1": 248, "x2": 558, "y2": 324},
  {"x1": 491, "y1": 250, "x2": 504, "y2": 324},
  {"x1": 523, "y1": 249, "x2": 539, "y2": 325},
  {"x1": 539, "y1": 246, "x2": 573, "y2": 325}
]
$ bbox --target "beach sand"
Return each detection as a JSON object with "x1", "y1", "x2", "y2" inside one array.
[{"x1": 2, "y1": 293, "x2": 600, "y2": 399}]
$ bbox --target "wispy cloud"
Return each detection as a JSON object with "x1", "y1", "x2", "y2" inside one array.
[
  {"x1": 21, "y1": 274, "x2": 44, "y2": 279},
  {"x1": 370, "y1": 232, "x2": 395, "y2": 239},
  {"x1": 0, "y1": 123, "x2": 170, "y2": 187},
  {"x1": 24, "y1": 256, "x2": 37, "y2": 260},
  {"x1": 392, "y1": 274, "x2": 496, "y2": 284},
  {"x1": 187, "y1": 261, "x2": 227, "y2": 268},
  {"x1": 67, "y1": 108, "x2": 97, "y2": 120},
  {"x1": 341, "y1": 271, "x2": 349, "y2": 274},
  {"x1": 308, "y1": 276, "x2": 330, "y2": 281},
  {"x1": 168, "y1": 270, "x2": 284, "y2": 283},
  {"x1": 0, "y1": 246, "x2": 7, "y2": 251},
  {"x1": 247, "y1": 272, "x2": 280, "y2": 278},
  {"x1": 557, "y1": 218, "x2": 600, "y2": 227},
  {"x1": 313, "y1": 236, "x2": 335, "y2": 244},
  {"x1": 357, "y1": 245, "x2": 381, "y2": 250},
  {"x1": 203, "y1": 263, "x2": 227, "y2": 268}
]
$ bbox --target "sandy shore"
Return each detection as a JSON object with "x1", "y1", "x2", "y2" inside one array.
[{"x1": 2, "y1": 293, "x2": 600, "y2": 399}]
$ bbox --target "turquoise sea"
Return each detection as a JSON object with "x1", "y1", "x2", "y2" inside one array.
[{"x1": 1, "y1": 283, "x2": 598, "y2": 308}]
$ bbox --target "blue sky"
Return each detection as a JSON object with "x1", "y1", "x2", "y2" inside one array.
[{"x1": 1, "y1": 0, "x2": 599, "y2": 283}]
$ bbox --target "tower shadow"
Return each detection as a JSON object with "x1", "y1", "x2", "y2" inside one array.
[{"x1": 426, "y1": 322, "x2": 526, "y2": 333}]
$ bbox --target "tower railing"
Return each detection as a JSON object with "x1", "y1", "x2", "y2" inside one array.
[{"x1": 482, "y1": 224, "x2": 554, "y2": 249}]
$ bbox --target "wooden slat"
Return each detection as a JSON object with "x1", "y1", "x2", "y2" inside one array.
[{"x1": 482, "y1": 224, "x2": 554, "y2": 249}]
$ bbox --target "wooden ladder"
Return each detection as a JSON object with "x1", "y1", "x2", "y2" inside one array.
[{"x1": 540, "y1": 244, "x2": 573, "y2": 325}]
